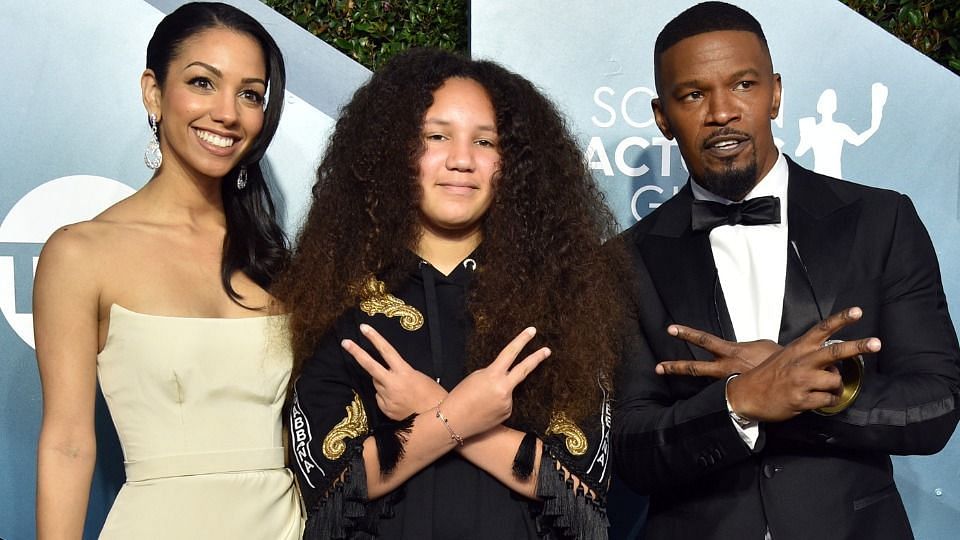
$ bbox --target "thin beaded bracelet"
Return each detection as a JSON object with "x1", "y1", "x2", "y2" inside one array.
[{"x1": 435, "y1": 401, "x2": 464, "y2": 446}]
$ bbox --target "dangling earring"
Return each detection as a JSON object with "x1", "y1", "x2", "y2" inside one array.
[
  {"x1": 144, "y1": 113, "x2": 162, "y2": 170},
  {"x1": 236, "y1": 165, "x2": 248, "y2": 190}
]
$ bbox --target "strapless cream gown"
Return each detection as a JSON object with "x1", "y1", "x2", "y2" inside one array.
[{"x1": 96, "y1": 304, "x2": 303, "y2": 539}]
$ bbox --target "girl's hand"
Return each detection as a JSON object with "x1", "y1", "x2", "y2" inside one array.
[
  {"x1": 343, "y1": 324, "x2": 447, "y2": 420},
  {"x1": 440, "y1": 327, "x2": 550, "y2": 439}
]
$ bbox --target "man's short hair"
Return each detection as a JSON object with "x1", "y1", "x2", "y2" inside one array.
[{"x1": 654, "y1": 2, "x2": 769, "y2": 86}]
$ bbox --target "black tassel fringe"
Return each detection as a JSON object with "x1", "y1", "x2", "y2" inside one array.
[
  {"x1": 372, "y1": 413, "x2": 417, "y2": 476},
  {"x1": 304, "y1": 448, "x2": 369, "y2": 540},
  {"x1": 512, "y1": 431, "x2": 539, "y2": 480},
  {"x1": 534, "y1": 452, "x2": 609, "y2": 540},
  {"x1": 303, "y1": 443, "x2": 407, "y2": 540}
]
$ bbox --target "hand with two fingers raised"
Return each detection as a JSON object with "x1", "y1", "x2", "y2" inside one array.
[
  {"x1": 726, "y1": 307, "x2": 880, "y2": 423},
  {"x1": 439, "y1": 327, "x2": 551, "y2": 440},
  {"x1": 343, "y1": 325, "x2": 550, "y2": 436},
  {"x1": 656, "y1": 325, "x2": 782, "y2": 379},
  {"x1": 342, "y1": 324, "x2": 448, "y2": 421}
]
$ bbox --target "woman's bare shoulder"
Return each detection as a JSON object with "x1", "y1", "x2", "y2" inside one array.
[
  {"x1": 39, "y1": 195, "x2": 151, "y2": 270},
  {"x1": 36, "y1": 196, "x2": 166, "y2": 316},
  {"x1": 36, "y1": 223, "x2": 119, "y2": 292}
]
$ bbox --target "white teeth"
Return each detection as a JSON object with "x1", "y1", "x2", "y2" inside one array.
[
  {"x1": 713, "y1": 140, "x2": 738, "y2": 149},
  {"x1": 194, "y1": 129, "x2": 235, "y2": 148}
]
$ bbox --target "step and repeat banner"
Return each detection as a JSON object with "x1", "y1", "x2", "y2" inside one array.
[
  {"x1": 3, "y1": 0, "x2": 959, "y2": 538},
  {"x1": 0, "y1": 1, "x2": 369, "y2": 538},
  {"x1": 471, "y1": 1, "x2": 960, "y2": 538}
]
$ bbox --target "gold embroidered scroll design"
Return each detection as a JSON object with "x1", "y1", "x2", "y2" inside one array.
[
  {"x1": 322, "y1": 392, "x2": 369, "y2": 460},
  {"x1": 545, "y1": 411, "x2": 588, "y2": 456},
  {"x1": 358, "y1": 277, "x2": 423, "y2": 331}
]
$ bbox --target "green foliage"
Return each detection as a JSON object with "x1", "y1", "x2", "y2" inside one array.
[
  {"x1": 841, "y1": 0, "x2": 960, "y2": 74},
  {"x1": 261, "y1": 0, "x2": 467, "y2": 70},
  {"x1": 263, "y1": 1, "x2": 958, "y2": 77}
]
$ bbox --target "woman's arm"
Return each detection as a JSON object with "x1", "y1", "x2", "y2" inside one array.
[{"x1": 34, "y1": 227, "x2": 102, "y2": 539}]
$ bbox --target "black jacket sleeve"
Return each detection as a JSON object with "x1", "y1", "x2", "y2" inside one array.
[
  {"x1": 530, "y1": 389, "x2": 614, "y2": 539},
  {"x1": 289, "y1": 327, "x2": 380, "y2": 540},
  {"x1": 610, "y1": 273, "x2": 756, "y2": 495},
  {"x1": 771, "y1": 194, "x2": 960, "y2": 454}
]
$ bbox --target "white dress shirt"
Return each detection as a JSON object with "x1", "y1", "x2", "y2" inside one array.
[{"x1": 690, "y1": 151, "x2": 790, "y2": 448}]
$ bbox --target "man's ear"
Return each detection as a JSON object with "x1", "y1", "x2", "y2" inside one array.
[
  {"x1": 652, "y1": 98, "x2": 674, "y2": 140},
  {"x1": 770, "y1": 73, "x2": 782, "y2": 120},
  {"x1": 141, "y1": 69, "x2": 162, "y2": 120}
]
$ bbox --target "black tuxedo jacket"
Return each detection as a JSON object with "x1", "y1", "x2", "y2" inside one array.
[{"x1": 612, "y1": 159, "x2": 960, "y2": 540}]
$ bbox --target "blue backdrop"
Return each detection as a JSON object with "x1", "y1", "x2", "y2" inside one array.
[{"x1": 3, "y1": 1, "x2": 958, "y2": 539}]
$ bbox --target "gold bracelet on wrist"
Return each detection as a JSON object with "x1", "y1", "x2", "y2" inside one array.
[{"x1": 435, "y1": 401, "x2": 464, "y2": 446}]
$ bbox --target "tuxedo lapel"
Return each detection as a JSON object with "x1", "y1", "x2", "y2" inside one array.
[
  {"x1": 637, "y1": 162, "x2": 862, "y2": 355},
  {"x1": 778, "y1": 240, "x2": 823, "y2": 343},
  {"x1": 637, "y1": 185, "x2": 730, "y2": 360},
  {"x1": 784, "y1": 158, "x2": 862, "y2": 324}
]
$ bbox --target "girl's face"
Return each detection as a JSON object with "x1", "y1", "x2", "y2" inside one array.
[
  {"x1": 416, "y1": 77, "x2": 501, "y2": 239},
  {"x1": 143, "y1": 27, "x2": 267, "y2": 181}
]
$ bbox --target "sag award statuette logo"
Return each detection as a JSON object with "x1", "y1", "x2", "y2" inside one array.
[
  {"x1": 0, "y1": 175, "x2": 135, "y2": 349},
  {"x1": 796, "y1": 83, "x2": 889, "y2": 179}
]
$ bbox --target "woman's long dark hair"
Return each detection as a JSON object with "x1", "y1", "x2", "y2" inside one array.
[
  {"x1": 147, "y1": 2, "x2": 289, "y2": 303},
  {"x1": 275, "y1": 48, "x2": 625, "y2": 428}
]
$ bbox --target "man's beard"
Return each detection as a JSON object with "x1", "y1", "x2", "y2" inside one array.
[{"x1": 696, "y1": 153, "x2": 759, "y2": 202}]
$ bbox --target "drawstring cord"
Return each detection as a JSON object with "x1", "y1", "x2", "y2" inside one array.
[{"x1": 420, "y1": 261, "x2": 445, "y2": 384}]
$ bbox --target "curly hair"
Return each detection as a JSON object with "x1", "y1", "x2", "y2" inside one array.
[{"x1": 274, "y1": 48, "x2": 625, "y2": 429}]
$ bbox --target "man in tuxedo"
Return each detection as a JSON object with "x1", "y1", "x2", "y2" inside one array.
[{"x1": 611, "y1": 3, "x2": 960, "y2": 540}]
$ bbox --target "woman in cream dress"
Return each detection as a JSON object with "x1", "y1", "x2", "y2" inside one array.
[{"x1": 33, "y1": 3, "x2": 302, "y2": 538}]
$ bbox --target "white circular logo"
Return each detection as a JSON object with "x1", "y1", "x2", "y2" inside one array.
[{"x1": 0, "y1": 175, "x2": 136, "y2": 349}]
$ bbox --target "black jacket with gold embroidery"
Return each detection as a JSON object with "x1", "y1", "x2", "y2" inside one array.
[{"x1": 289, "y1": 255, "x2": 611, "y2": 539}]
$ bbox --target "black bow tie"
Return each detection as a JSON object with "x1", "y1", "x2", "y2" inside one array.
[{"x1": 691, "y1": 196, "x2": 781, "y2": 232}]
